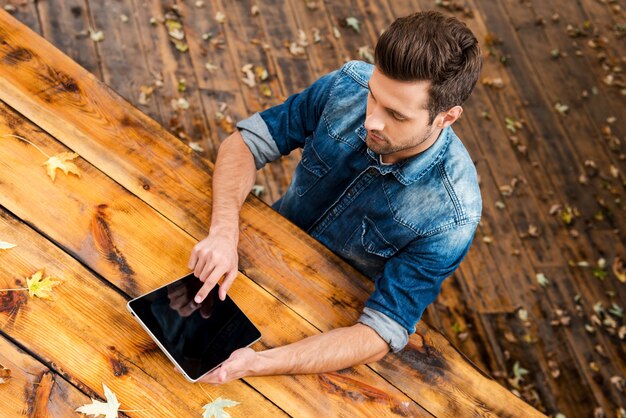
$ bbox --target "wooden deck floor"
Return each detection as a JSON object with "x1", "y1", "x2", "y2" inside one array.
[{"x1": 1, "y1": 0, "x2": 625, "y2": 416}]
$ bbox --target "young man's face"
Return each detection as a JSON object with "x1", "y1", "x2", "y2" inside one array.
[{"x1": 365, "y1": 67, "x2": 446, "y2": 164}]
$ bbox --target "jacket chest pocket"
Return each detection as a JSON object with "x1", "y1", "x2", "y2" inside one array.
[
  {"x1": 294, "y1": 142, "x2": 329, "y2": 196},
  {"x1": 360, "y1": 216, "x2": 398, "y2": 258}
]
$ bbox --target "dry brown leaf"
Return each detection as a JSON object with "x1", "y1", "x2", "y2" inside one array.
[
  {"x1": 0, "y1": 365, "x2": 10, "y2": 384},
  {"x1": 43, "y1": 152, "x2": 80, "y2": 182},
  {"x1": 613, "y1": 257, "x2": 626, "y2": 283}
]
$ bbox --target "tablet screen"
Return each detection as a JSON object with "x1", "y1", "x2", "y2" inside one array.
[{"x1": 128, "y1": 273, "x2": 261, "y2": 381}]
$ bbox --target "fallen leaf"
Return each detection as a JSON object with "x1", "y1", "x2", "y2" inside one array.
[
  {"x1": 345, "y1": 17, "x2": 361, "y2": 33},
  {"x1": 312, "y1": 28, "x2": 321, "y2": 43},
  {"x1": 288, "y1": 41, "x2": 306, "y2": 56},
  {"x1": 332, "y1": 26, "x2": 341, "y2": 39},
  {"x1": 241, "y1": 64, "x2": 256, "y2": 88},
  {"x1": 43, "y1": 152, "x2": 81, "y2": 182},
  {"x1": 171, "y1": 98, "x2": 190, "y2": 111},
  {"x1": 216, "y1": 112, "x2": 235, "y2": 134},
  {"x1": 251, "y1": 185, "x2": 265, "y2": 197},
  {"x1": 613, "y1": 257, "x2": 626, "y2": 283},
  {"x1": 358, "y1": 46, "x2": 374, "y2": 63},
  {"x1": 76, "y1": 383, "x2": 121, "y2": 418},
  {"x1": 189, "y1": 142, "x2": 205, "y2": 152},
  {"x1": 505, "y1": 117, "x2": 523, "y2": 133},
  {"x1": 27, "y1": 269, "x2": 60, "y2": 299},
  {"x1": 482, "y1": 77, "x2": 505, "y2": 89},
  {"x1": 206, "y1": 62, "x2": 218, "y2": 73},
  {"x1": 518, "y1": 308, "x2": 528, "y2": 321},
  {"x1": 0, "y1": 241, "x2": 16, "y2": 250},
  {"x1": 554, "y1": 102, "x2": 569, "y2": 115},
  {"x1": 0, "y1": 365, "x2": 10, "y2": 384},
  {"x1": 215, "y1": 11, "x2": 226, "y2": 24},
  {"x1": 259, "y1": 84, "x2": 272, "y2": 98},
  {"x1": 90, "y1": 29, "x2": 104, "y2": 42},
  {"x1": 251, "y1": 5, "x2": 259, "y2": 16},
  {"x1": 536, "y1": 273, "x2": 550, "y2": 287},
  {"x1": 202, "y1": 397, "x2": 240, "y2": 418}
]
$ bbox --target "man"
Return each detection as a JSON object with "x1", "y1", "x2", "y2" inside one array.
[{"x1": 187, "y1": 10, "x2": 483, "y2": 384}]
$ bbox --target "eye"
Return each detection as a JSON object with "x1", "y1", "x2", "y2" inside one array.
[{"x1": 390, "y1": 111, "x2": 406, "y2": 122}]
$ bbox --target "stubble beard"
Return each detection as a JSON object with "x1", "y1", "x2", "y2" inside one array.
[{"x1": 366, "y1": 128, "x2": 435, "y2": 157}]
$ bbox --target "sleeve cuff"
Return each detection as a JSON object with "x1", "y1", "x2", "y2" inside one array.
[
  {"x1": 357, "y1": 307, "x2": 409, "y2": 353},
  {"x1": 236, "y1": 112, "x2": 281, "y2": 170}
]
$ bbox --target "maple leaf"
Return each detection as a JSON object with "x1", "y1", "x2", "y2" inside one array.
[
  {"x1": 202, "y1": 397, "x2": 240, "y2": 418},
  {"x1": 76, "y1": 383, "x2": 121, "y2": 418},
  {"x1": 43, "y1": 152, "x2": 80, "y2": 182},
  {"x1": 26, "y1": 269, "x2": 60, "y2": 299},
  {"x1": 0, "y1": 240, "x2": 16, "y2": 250}
]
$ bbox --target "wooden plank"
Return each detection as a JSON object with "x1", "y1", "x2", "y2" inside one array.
[
  {"x1": 0, "y1": 335, "x2": 93, "y2": 417},
  {"x1": 85, "y1": 0, "x2": 160, "y2": 121},
  {"x1": 1, "y1": 0, "x2": 40, "y2": 34},
  {"x1": 0, "y1": 208, "x2": 285, "y2": 417},
  {"x1": 0, "y1": 102, "x2": 430, "y2": 415},
  {"x1": 0, "y1": 11, "x2": 543, "y2": 416},
  {"x1": 36, "y1": 0, "x2": 102, "y2": 78},
  {"x1": 124, "y1": 0, "x2": 213, "y2": 158}
]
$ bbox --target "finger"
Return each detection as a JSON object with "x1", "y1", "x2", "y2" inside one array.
[
  {"x1": 187, "y1": 246, "x2": 198, "y2": 269},
  {"x1": 218, "y1": 269, "x2": 238, "y2": 301},
  {"x1": 198, "y1": 259, "x2": 217, "y2": 283},
  {"x1": 205, "y1": 266, "x2": 227, "y2": 292},
  {"x1": 193, "y1": 254, "x2": 208, "y2": 278},
  {"x1": 194, "y1": 279, "x2": 217, "y2": 304}
]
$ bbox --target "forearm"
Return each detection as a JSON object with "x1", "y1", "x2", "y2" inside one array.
[
  {"x1": 252, "y1": 324, "x2": 389, "y2": 376},
  {"x1": 210, "y1": 131, "x2": 257, "y2": 240}
]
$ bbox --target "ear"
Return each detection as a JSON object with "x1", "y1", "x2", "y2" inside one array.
[{"x1": 436, "y1": 106, "x2": 463, "y2": 129}]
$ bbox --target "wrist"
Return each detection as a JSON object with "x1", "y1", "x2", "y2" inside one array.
[{"x1": 207, "y1": 223, "x2": 239, "y2": 244}]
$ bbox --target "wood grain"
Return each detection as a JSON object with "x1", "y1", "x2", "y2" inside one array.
[{"x1": 0, "y1": 8, "x2": 544, "y2": 417}]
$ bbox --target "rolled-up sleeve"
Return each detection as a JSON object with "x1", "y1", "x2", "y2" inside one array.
[
  {"x1": 235, "y1": 69, "x2": 339, "y2": 169},
  {"x1": 237, "y1": 113, "x2": 281, "y2": 169},
  {"x1": 360, "y1": 221, "x2": 479, "y2": 352}
]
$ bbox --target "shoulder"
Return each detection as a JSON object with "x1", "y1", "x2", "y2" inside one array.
[{"x1": 339, "y1": 60, "x2": 374, "y2": 87}]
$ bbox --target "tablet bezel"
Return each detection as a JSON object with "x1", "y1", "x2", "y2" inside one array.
[{"x1": 127, "y1": 273, "x2": 261, "y2": 382}]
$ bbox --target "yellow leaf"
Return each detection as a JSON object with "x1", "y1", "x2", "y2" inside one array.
[
  {"x1": 43, "y1": 152, "x2": 80, "y2": 182},
  {"x1": 26, "y1": 269, "x2": 60, "y2": 299}
]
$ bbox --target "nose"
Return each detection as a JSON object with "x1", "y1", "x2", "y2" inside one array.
[{"x1": 364, "y1": 103, "x2": 384, "y2": 132}]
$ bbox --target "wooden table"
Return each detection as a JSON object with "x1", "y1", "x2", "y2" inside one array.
[{"x1": 0, "y1": 10, "x2": 543, "y2": 417}]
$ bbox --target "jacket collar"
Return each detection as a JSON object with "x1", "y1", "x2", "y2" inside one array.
[{"x1": 356, "y1": 125, "x2": 452, "y2": 185}]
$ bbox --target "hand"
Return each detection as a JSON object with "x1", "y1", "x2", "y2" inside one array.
[
  {"x1": 188, "y1": 231, "x2": 239, "y2": 303},
  {"x1": 197, "y1": 347, "x2": 257, "y2": 384}
]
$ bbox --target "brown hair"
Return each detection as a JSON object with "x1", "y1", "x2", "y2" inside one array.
[{"x1": 374, "y1": 11, "x2": 482, "y2": 124}]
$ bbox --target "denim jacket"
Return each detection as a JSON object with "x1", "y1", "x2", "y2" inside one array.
[{"x1": 237, "y1": 61, "x2": 482, "y2": 351}]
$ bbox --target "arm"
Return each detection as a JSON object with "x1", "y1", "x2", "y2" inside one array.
[
  {"x1": 188, "y1": 131, "x2": 256, "y2": 302},
  {"x1": 199, "y1": 323, "x2": 389, "y2": 384}
]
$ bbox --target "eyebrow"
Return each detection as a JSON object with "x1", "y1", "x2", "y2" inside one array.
[{"x1": 367, "y1": 82, "x2": 411, "y2": 120}]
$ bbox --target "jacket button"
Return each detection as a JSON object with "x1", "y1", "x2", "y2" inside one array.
[{"x1": 367, "y1": 167, "x2": 377, "y2": 175}]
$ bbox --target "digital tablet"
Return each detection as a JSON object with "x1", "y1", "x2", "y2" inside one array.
[{"x1": 127, "y1": 273, "x2": 261, "y2": 382}]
